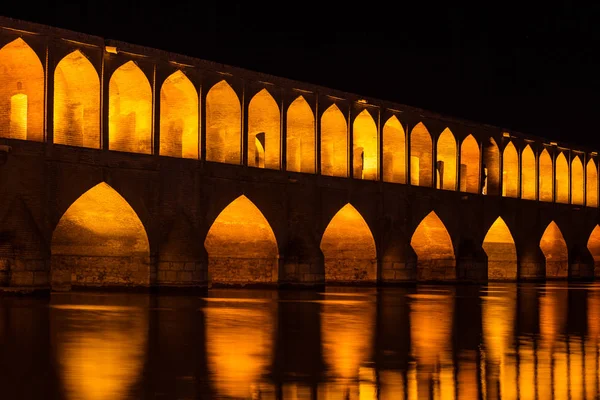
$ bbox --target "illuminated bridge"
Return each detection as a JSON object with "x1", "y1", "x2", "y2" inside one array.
[{"x1": 0, "y1": 16, "x2": 599, "y2": 291}]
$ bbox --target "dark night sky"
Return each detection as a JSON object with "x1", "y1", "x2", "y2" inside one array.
[{"x1": 1, "y1": 2, "x2": 600, "y2": 147}]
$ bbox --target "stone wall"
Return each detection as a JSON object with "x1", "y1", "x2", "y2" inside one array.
[{"x1": 208, "y1": 257, "x2": 279, "y2": 286}]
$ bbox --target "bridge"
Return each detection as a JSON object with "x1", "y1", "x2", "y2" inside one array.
[{"x1": 0, "y1": 16, "x2": 599, "y2": 291}]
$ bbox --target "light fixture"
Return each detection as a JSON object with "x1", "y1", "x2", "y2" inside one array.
[{"x1": 105, "y1": 46, "x2": 118, "y2": 54}]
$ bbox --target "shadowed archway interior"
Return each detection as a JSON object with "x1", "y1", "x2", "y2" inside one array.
[
  {"x1": 410, "y1": 212, "x2": 455, "y2": 281},
  {"x1": 540, "y1": 221, "x2": 568, "y2": 278},
  {"x1": 483, "y1": 217, "x2": 517, "y2": 280}
]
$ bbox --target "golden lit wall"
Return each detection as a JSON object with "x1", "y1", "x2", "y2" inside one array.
[
  {"x1": 410, "y1": 122, "x2": 433, "y2": 187},
  {"x1": 54, "y1": 50, "x2": 100, "y2": 148},
  {"x1": 411, "y1": 211, "x2": 455, "y2": 280},
  {"x1": 286, "y1": 96, "x2": 315, "y2": 173},
  {"x1": 539, "y1": 149, "x2": 553, "y2": 202},
  {"x1": 571, "y1": 155, "x2": 584, "y2": 205},
  {"x1": 205, "y1": 80, "x2": 241, "y2": 164},
  {"x1": 436, "y1": 128, "x2": 457, "y2": 190},
  {"x1": 586, "y1": 159, "x2": 598, "y2": 207},
  {"x1": 483, "y1": 217, "x2": 517, "y2": 279},
  {"x1": 521, "y1": 145, "x2": 536, "y2": 200},
  {"x1": 502, "y1": 141, "x2": 518, "y2": 198},
  {"x1": 248, "y1": 88, "x2": 280, "y2": 169},
  {"x1": 159, "y1": 70, "x2": 198, "y2": 159},
  {"x1": 555, "y1": 152, "x2": 569, "y2": 203},
  {"x1": 0, "y1": 38, "x2": 44, "y2": 141},
  {"x1": 540, "y1": 221, "x2": 568, "y2": 278},
  {"x1": 382, "y1": 115, "x2": 405, "y2": 183},
  {"x1": 483, "y1": 137, "x2": 500, "y2": 195},
  {"x1": 587, "y1": 225, "x2": 600, "y2": 276},
  {"x1": 108, "y1": 61, "x2": 152, "y2": 154},
  {"x1": 460, "y1": 134, "x2": 480, "y2": 193},
  {"x1": 204, "y1": 195, "x2": 279, "y2": 284},
  {"x1": 352, "y1": 109, "x2": 378, "y2": 180},
  {"x1": 321, "y1": 104, "x2": 347, "y2": 177},
  {"x1": 320, "y1": 204, "x2": 377, "y2": 282}
]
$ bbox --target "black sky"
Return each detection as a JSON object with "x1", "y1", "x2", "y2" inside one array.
[{"x1": 1, "y1": 2, "x2": 600, "y2": 147}]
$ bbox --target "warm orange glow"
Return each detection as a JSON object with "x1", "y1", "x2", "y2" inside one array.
[
  {"x1": 382, "y1": 116, "x2": 406, "y2": 183},
  {"x1": 54, "y1": 50, "x2": 100, "y2": 148},
  {"x1": 204, "y1": 195, "x2": 278, "y2": 284},
  {"x1": 587, "y1": 158, "x2": 598, "y2": 207},
  {"x1": 205, "y1": 80, "x2": 241, "y2": 164},
  {"x1": 159, "y1": 70, "x2": 198, "y2": 159},
  {"x1": 458, "y1": 350, "x2": 479, "y2": 399},
  {"x1": 321, "y1": 104, "x2": 348, "y2": 177},
  {"x1": 108, "y1": 61, "x2": 152, "y2": 154},
  {"x1": 569, "y1": 337, "x2": 584, "y2": 400},
  {"x1": 539, "y1": 149, "x2": 553, "y2": 202},
  {"x1": 286, "y1": 96, "x2": 315, "y2": 173},
  {"x1": 411, "y1": 211, "x2": 455, "y2": 280},
  {"x1": 539, "y1": 286, "x2": 568, "y2": 346},
  {"x1": 502, "y1": 141, "x2": 518, "y2": 198},
  {"x1": 0, "y1": 38, "x2": 44, "y2": 141},
  {"x1": 540, "y1": 221, "x2": 568, "y2": 278},
  {"x1": 248, "y1": 88, "x2": 280, "y2": 169},
  {"x1": 460, "y1": 134, "x2": 480, "y2": 193},
  {"x1": 587, "y1": 225, "x2": 600, "y2": 276},
  {"x1": 518, "y1": 340, "x2": 535, "y2": 400},
  {"x1": 521, "y1": 145, "x2": 536, "y2": 200},
  {"x1": 483, "y1": 137, "x2": 500, "y2": 195},
  {"x1": 555, "y1": 152, "x2": 569, "y2": 203},
  {"x1": 352, "y1": 109, "x2": 378, "y2": 180},
  {"x1": 571, "y1": 155, "x2": 584, "y2": 205},
  {"x1": 320, "y1": 204, "x2": 377, "y2": 282},
  {"x1": 436, "y1": 128, "x2": 457, "y2": 190},
  {"x1": 410, "y1": 122, "x2": 433, "y2": 187},
  {"x1": 483, "y1": 217, "x2": 517, "y2": 279},
  {"x1": 379, "y1": 370, "x2": 404, "y2": 399}
]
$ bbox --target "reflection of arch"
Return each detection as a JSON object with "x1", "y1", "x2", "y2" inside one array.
[
  {"x1": 587, "y1": 225, "x2": 600, "y2": 276},
  {"x1": 539, "y1": 149, "x2": 553, "y2": 202},
  {"x1": 204, "y1": 195, "x2": 279, "y2": 284},
  {"x1": 521, "y1": 145, "x2": 536, "y2": 200},
  {"x1": 483, "y1": 217, "x2": 517, "y2": 279},
  {"x1": 159, "y1": 70, "x2": 198, "y2": 159},
  {"x1": 382, "y1": 115, "x2": 406, "y2": 183},
  {"x1": 460, "y1": 134, "x2": 480, "y2": 193},
  {"x1": 587, "y1": 159, "x2": 598, "y2": 207},
  {"x1": 321, "y1": 104, "x2": 348, "y2": 177},
  {"x1": 248, "y1": 89, "x2": 280, "y2": 170},
  {"x1": 54, "y1": 50, "x2": 100, "y2": 148},
  {"x1": 0, "y1": 38, "x2": 44, "y2": 141},
  {"x1": 411, "y1": 212, "x2": 455, "y2": 280},
  {"x1": 286, "y1": 96, "x2": 315, "y2": 173},
  {"x1": 483, "y1": 137, "x2": 500, "y2": 195},
  {"x1": 502, "y1": 141, "x2": 518, "y2": 198},
  {"x1": 109, "y1": 61, "x2": 152, "y2": 154},
  {"x1": 410, "y1": 122, "x2": 433, "y2": 187},
  {"x1": 571, "y1": 155, "x2": 584, "y2": 205},
  {"x1": 51, "y1": 183, "x2": 150, "y2": 288},
  {"x1": 436, "y1": 128, "x2": 457, "y2": 190},
  {"x1": 555, "y1": 153, "x2": 569, "y2": 204},
  {"x1": 206, "y1": 80, "x2": 241, "y2": 164},
  {"x1": 320, "y1": 204, "x2": 377, "y2": 282},
  {"x1": 540, "y1": 221, "x2": 568, "y2": 278},
  {"x1": 352, "y1": 110, "x2": 378, "y2": 180}
]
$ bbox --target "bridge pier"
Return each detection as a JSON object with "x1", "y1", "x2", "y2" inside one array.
[{"x1": 519, "y1": 243, "x2": 546, "y2": 280}]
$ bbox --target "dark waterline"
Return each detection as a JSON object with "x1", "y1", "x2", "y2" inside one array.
[{"x1": 0, "y1": 282, "x2": 597, "y2": 399}]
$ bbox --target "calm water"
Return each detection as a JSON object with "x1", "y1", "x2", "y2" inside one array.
[{"x1": 1, "y1": 283, "x2": 599, "y2": 399}]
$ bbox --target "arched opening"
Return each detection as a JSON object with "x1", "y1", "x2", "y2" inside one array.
[
  {"x1": 539, "y1": 149, "x2": 553, "y2": 202},
  {"x1": 540, "y1": 221, "x2": 568, "y2": 278},
  {"x1": 51, "y1": 182, "x2": 150, "y2": 288},
  {"x1": 411, "y1": 211, "x2": 455, "y2": 280},
  {"x1": 460, "y1": 134, "x2": 480, "y2": 193},
  {"x1": 206, "y1": 80, "x2": 241, "y2": 164},
  {"x1": 571, "y1": 155, "x2": 584, "y2": 205},
  {"x1": 483, "y1": 217, "x2": 517, "y2": 279},
  {"x1": 352, "y1": 110, "x2": 378, "y2": 180},
  {"x1": 108, "y1": 61, "x2": 152, "y2": 154},
  {"x1": 54, "y1": 50, "x2": 100, "y2": 148},
  {"x1": 587, "y1": 159, "x2": 598, "y2": 207},
  {"x1": 521, "y1": 145, "x2": 536, "y2": 200},
  {"x1": 556, "y1": 152, "x2": 569, "y2": 203},
  {"x1": 0, "y1": 38, "x2": 44, "y2": 141},
  {"x1": 204, "y1": 195, "x2": 279, "y2": 284},
  {"x1": 321, "y1": 104, "x2": 348, "y2": 177},
  {"x1": 410, "y1": 122, "x2": 433, "y2": 187},
  {"x1": 248, "y1": 89, "x2": 280, "y2": 170},
  {"x1": 502, "y1": 141, "x2": 518, "y2": 198},
  {"x1": 159, "y1": 70, "x2": 198, "y2": 159},
  {"x1": 320, "y1": 204, "x2": 377, "y2": 283},
  {"x1": 483, "y1": 137, "x2": 500, "y2": 195},
  {"x1": 587, "y1": 226, "x2": 600, "y2": 276},
  {"x1": 286, "y1": 96, "x2": 315, "y2": 173},
  {"x1": 436, "y1": 128, "x2": 457, "y2": 190},
  {"x1": 382, "y1": 115, "x2": 405, "y2": 183}
]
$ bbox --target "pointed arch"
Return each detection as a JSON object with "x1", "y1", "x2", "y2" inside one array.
[
  {"x1": 483, "y1": 217, "x2": 517, "y2": 279},
  {"x1": 286, "y1": 96, "x2": 315, "y2": 173},
  {"x1": 521, "y1": 145, "x2": 536, "y2": 200},
  {"x1": 248, "y1": 89, "x2": 280, "y2": 169},
  {"x1": 539, "y1": 149, "x2": 553, "y2": 202},
  {"x1": 460, "y1": 134, "x2": 480, "y2": 193},
  {"x1": 411, "y1": 211, "x2": 455, "y2": 280},
  {"x1": 159, "y1": 70, "x2": 198, "y2": 159},
  {"x1": 352, "y1": 110, "x2": 378, "y2": 180},
  {"x1": 502, "y1": 141, "x2": 518, "y2": 198},
  {"x1": 54, "y1": 50, "x2": 100, "y2": 148},
  {"x1": 321, "y1": 104, "x2": 348, "y2": 177},
  {"x1": 206, "y1": 80, "x2": 241, "y2": 164},
  {"x1": 483, "y1": 137, "x2": 500, "y2": 195},
  {"x1": 410, "y1": 122, "x2": 433, "y2": 187},
  {"x1": 204, "y1": 195, "x2": 278, "y2": 284},
  {"x1": 436, "y1": 128, "x2": 457, "y2": 190},
  {"x1": 555, "y1": 153, "x2": 569, "y2": 203},
  {"x1": 108, "y1": 61, "x2": 152, "y2": 154},
  {"x1": 0, "y1": 38, "x2": 44, "y2": 141},
  {"x1": 571, "y1": 155, "x2": 584, "y2": 205},
  {"x1": 51, "y1": 182, "x2": 150, "y2": 288},
  {"x1": 587, "y1": 225, "x2": 600, "y2": 276},
  {"x1": 382, "y1": 115, "x2": 406, "y2": 183},
  {"x1": 320, "y1": 204, "x2": 377, "y2": 282},
  {"x1": 587, "y1": 158, "x2": 598, "y2": 207},
  {"x1": 540, "y1": 221, "x2": 568, "y2": 278}
]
